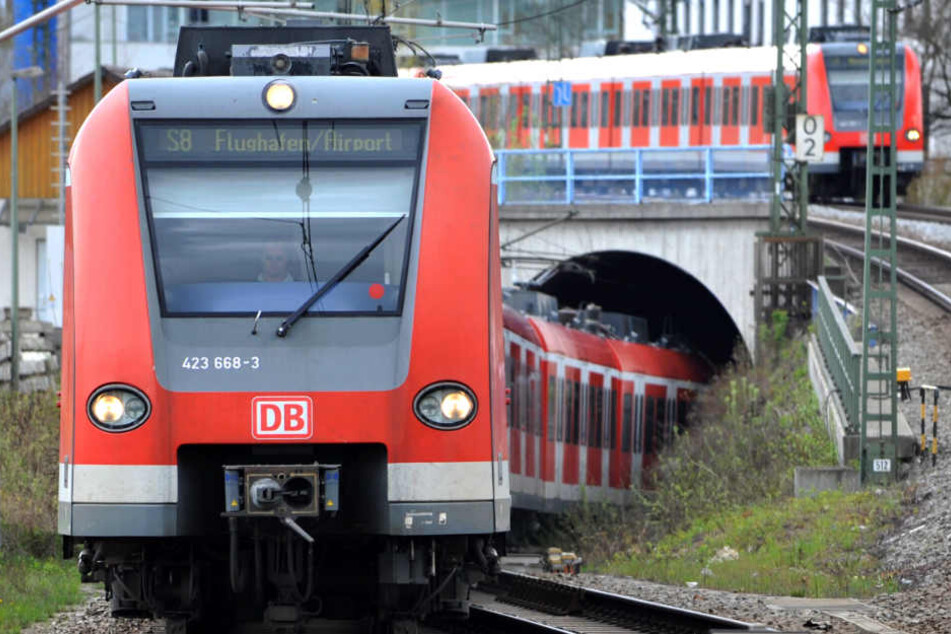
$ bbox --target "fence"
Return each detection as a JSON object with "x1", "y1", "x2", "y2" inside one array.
[
  {"x1": 815, "y1": 276, "x2": 861, "y2": 434},
  {"x1": 495, "y1": 145, "x2": 773, "y2": 205}
]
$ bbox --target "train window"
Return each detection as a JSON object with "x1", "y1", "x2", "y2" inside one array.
[
  {"x1": 642, "y1": 90, "x2": 651, "y2": 127},
  {"x1": 581, "y1": 92, "x2": 590, "y2": 128},
  {"x1": 614, "y1": 90, "x2": 622, "y2": 127},
  {"x1": 571, "y1": 92, "x2": 579, "y2": 128},
  {"x1": 721, "y1": 87, "x2": 730, "y2": 125},
  {"x1": 621, "y1": 393, "x2": 633, "y2": 452},
  {"x1": 541, "y1": 93, "x2": 550, "y2": 130},
  {"x1": 635, "y1": 394, "x2": 643, "y2": 452},
  {"x1": 506, "y1": 94, "x2": 518, "y2": 131},
  {"x1": 631, "y1": 90, "x2": 640, "y2": 127},
  {"x1": 704, "y1": 86, "x2": 712, "y2": 125},
  {"x1": 557, "y1": 377, "x2": 565, "y2": 441},
  {"x1": 479, "y1": 95, "x2": 488, "y2": 126},
  {"x1": 644, "y1": 396, "x2": 655, "y2": 454},
  {"x1": 661, "y1": 89, "x2": 669, "y2": 126},
  {"x1": 547, "y1": 376, "x2": 556, "y2": 441},
  {"x1": 670, "y1": 88, "x2": 680, "y2": 125},
  {"x1": 137, "y1": 120, "x2": 423, "y2": 317},
  {"x1": 762, "y1": 86, "x2": 772, "y2": 132},
  {"x1": 521, "y1": 93, "x2": 530, "y2": 128},
  {"x1": 751, "y1": 86, "x2": 759, "y2": 126},
  {"x1": 656, "y1": 398, "x2": 667, "y2": 449},
  {"x1": 691, "y1": 86, "x2": 700, "y2": 125},
  {"x1": 731, "y1": 86, "x2": 739, "y2": 126},
  {"x1": 608, "y1": 388, "x2": 617, "y2": 450},
  {"x1": 601, "y1": 90, "x2": 609, "y2": 128},
  {"x1": 572, "y1": 380, "x2": 581, "y2": 444},
  {"x1": 530, "y1": 373, "x2": 540, "y2": 435}
]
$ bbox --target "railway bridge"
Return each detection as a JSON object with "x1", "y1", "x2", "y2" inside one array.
[{"x1": 495, "y1": 146, "x2": 772, "y2": 364}]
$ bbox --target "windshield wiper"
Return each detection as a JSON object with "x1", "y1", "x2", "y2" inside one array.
[{"x1": 276, "y1": 215, "x2": 407, "y2": 338}]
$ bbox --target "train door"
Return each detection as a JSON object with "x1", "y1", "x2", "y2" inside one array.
[
  {"x1": 585, "y1": 372, "x2": 604, "y2": 487},
  {"x1": 507, "y1": 85, "x2": 532, "y2": 149},
  {"x1": 569, "y1": 84, "x2": 592, "y2": 149},
  {"x1": 748, "y1": 76, "x2": 771, "y2": 145},
  {"x1": 630, "y1": 81, "x2": 651, "y2": 147},
  {"x1": 720, "y1": 78, "x2": 741, "y2": 145},
  {"x1": 659, "y1": 79, "x2": 681, "y2": 147},
  {"x1": 641, "y1": 383, "x2": 667, "y2": 481},
  {"x1": 599, "y1": 82, "x2": 623, "y2": 148},
  {"x1": 525, "y1": 349, "x2": 539, "y2": 478},
  {"x1": 508, "y1": 341, "x2": 522, "y2": 476},
  {"x1": 561, "y1": 365, "x2": 581, "y2": 487},
  {"x1": 540, "y1": 83, "x2": 563, "y2": 148},
  {"x1": 689, "y1": 76, "x2": 713, "y2": 145}
]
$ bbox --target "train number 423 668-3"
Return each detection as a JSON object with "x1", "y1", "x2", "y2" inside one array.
[{"x1": 182, "y1": 356, "x2": 261, "y2": 371}]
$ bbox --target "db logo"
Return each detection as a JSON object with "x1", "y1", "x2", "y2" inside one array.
[{"x1": 252, "y1": 397, "x2": 313, "y2": 439}]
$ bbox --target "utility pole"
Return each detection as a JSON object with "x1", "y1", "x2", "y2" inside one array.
[
  {"x1": 753, "y1": 0, "x2": 822, "y2": 344},
  {"x1": 860, "y1": 0, "x2": 900, "y2": 484}
]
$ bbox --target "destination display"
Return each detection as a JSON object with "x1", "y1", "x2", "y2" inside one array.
[{"x1": 138, "y1": 121, "x2": 423, "y2": 162}]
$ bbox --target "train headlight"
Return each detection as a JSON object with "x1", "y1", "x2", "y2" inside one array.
[
  {"x1": 87, "y1": 385, "x2": 151, "y2": 432},
  {"x1": 263, "y1": 80, "x2": 296, "y2": 112},
  {"x1": 857, "y1": 43, "x2": 869, "y2": 55},
  {"x1": 906, "y1": 128, "x2": 921, "y2": 142},
  {"x1": 413, "y1": 382, "x2": 477, "y2": 430}
]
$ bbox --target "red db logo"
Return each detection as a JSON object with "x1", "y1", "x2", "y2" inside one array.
[{"x1": 252, "y1": 397, "x2": 313, "y2": 439}]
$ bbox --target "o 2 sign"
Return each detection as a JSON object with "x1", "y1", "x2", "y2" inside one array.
[
  {"x1": 796, "y1": 114, "x2": 825, "y2": 162},
  {"x1": 252, "y1": 396, "x2": 313, "y2": 439}
]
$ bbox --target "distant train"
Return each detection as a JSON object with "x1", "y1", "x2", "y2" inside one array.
[
  {"x1": 427, "y1": 37, "x2": 924, "y2": 199},
  {"x1": 502, "y1": 293, "x2": 711, "y2": 512}
]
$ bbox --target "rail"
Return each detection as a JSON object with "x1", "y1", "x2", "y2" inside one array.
[
  {"x1": 495, "y1": 145, "x2": 772, "y2": 205},
  {"x1": 815, "y1": 276, "x2": 861, "y2": 434}
]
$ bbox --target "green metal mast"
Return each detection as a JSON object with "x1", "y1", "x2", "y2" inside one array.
[
  {"x1": 754, "y1": 0, "x2": 822, "y2": 336},
  {"x1": 860, "y1": 0, "x2": 900, "y2": 484}
]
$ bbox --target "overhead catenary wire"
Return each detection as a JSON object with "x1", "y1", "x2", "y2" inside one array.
[{"x1": 497, "y1": 0, "x2": 588, "y2": 26}]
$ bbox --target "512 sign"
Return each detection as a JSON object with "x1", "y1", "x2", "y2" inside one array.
[{"x1": 795, "y1": 114, "x2": 825, "y2": 162}]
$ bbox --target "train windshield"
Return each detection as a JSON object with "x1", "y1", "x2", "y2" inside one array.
[
  {"x1": 825, "y1": 51, "x2": 904, "y2": 128},
  {"x1": 136, "y1": 120, "x2": 425, "y2": 317}
]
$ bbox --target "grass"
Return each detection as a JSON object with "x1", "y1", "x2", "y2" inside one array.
[
  {"x1": 0, "y1": 554, "x2": 84, "y2": 634},
  {"x1": 604, "y1": 489, "x2": 903, "y2": 598}
]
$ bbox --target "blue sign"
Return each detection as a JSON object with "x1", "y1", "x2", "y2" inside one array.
[{"x1": 552, "y1": 81, "x2": 572, "y2": 108}]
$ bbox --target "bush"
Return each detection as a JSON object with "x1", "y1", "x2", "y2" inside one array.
[{"x1": 0, "y1": 390, "x2": 61, "y2": 557}]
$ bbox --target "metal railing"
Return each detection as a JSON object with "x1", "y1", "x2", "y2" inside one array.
[
  {"x1": 495, "y1": 145, "x2": 772, "y2": 205},
  {"x1": 815, "y1": 276, "x2": 861, "y2": 434}
]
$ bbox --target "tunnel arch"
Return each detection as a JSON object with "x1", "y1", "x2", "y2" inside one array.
[{"x1": 523, "y1": 250, "x2": 746, "y2": 366}]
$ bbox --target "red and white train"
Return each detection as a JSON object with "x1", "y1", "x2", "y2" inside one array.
[
  {"x1": 430, "y1": 40, "x2": 924, "y2": 197},
  {"x1": 503, "y1": 297, "x2": 710, "y2": 512}
]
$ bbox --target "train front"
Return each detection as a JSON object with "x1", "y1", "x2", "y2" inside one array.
[
  {"x1": 58, "y1": 26, "x2": 508, "y2": 631},
  {"x1": 809, "y1": 38, "x2": 924, "y2": 197}
]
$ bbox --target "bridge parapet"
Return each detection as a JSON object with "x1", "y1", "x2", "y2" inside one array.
[{"x1": 496, "y1": 145, "x2": 772, "y2": 206}]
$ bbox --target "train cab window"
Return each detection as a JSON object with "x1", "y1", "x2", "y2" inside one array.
[
  {"x1": 614, "y1": 90, "x2": 622, "y2": 127},
  {"x1": 704, "y1": 86, "x2": 712, "y2": 125},
  {"x1": 581, "y1": 92, "x2": 590, "y2": 128},
  {"x1": 621, "y1": 393, "x2": 633, "y2": 452},
  {"x1": 601, "y1": 90, "x2": 610, "y2": 128},
  {"x1": 137, "y1": 120, "x2": 423, "y2": 317}
]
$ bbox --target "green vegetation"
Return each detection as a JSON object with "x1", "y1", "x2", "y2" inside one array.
[
  {"x1": 0, "y1": 390, "x2": 84, "y2": 631},
  {"x1": 0, "y1": 556, "x2": 83, "y2": 634},
  {"x1": 605, "y1": 489, "x2": 902, "y2": 597},
  {"x1": 561, "y1": 315, "x2": 903, "y2": 598}
]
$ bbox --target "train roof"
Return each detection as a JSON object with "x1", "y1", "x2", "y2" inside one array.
[
  {"x1": 426, "y1": 45, "x2": 794, "y2": 87},
  {"x1": 530, "y1": 317, "x2": 620, "y2": 370},
  {"x1": 607, "y1": 339, "x2": 710, "y2": 383}
]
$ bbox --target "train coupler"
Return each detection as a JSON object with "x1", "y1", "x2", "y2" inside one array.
[{"x1": 222, "y1": 463, "x2": 340, "y2": 517}]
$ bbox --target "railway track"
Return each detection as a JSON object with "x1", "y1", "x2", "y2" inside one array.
[
  {"x1": 821, "y1": 202, "x2": 951, "y2": 224},
  {"x1": 430, "y1": 571, "x2": 770, "y2": 634},
  {"x1": 808, "y1": 216, "x2": 951, "y2": 313}
]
